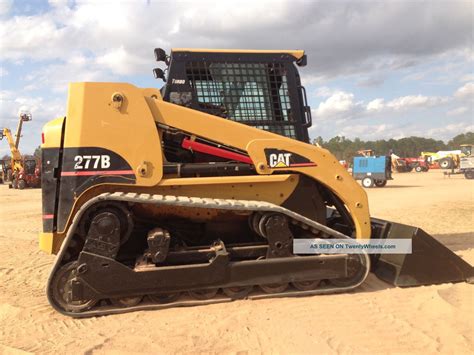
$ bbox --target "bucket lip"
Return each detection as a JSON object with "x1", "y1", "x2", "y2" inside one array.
[{"x1": 371, "y1": 219, "x2": 473, "y2": 287}]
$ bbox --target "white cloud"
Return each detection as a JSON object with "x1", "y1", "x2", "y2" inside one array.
[
  {"x1": 95, "y1": 46, "x2": 148, "y2": 76},
  {"x1": 335, "y1": 123, "x2": 398, "y2": 140},
  {"x1": 313, "y1": 90, "x2": 364, "y2": 119},
  {"x1": 313, "y1": 91, "x2": 450, "y2": 121},
  {"x1": 427, "y1": 122, "x2": 474, "y2": 137},
  {"x1": 447, "y1": 106, "x2": 469, "y2": 116},
  {"x1": 315, "y1": 86, "x2": 335, "y2": 97},
  {"x1": 0, "y1": 0, "x2": 472, "y2": 78},
  {"x1": 366, "y1": 98, "x2": 385, "y2": 112},
  {"x1": 385, "y1": 95, "x2": 449, "y2": 111},
  {"x1": 22, "y1": 59, "x2": 110, "y2": 93},
  {"x1": 0, "y1": 90, "x2": 64, "y2": 124},
  {"x1": 0, "y1": 0, "x2": 12, "y2": 16},
  {"x1": 454, "y1": 82, "x2": 474, "y2": 100},
  {"x1": 460, "y1": 74, "x2": 474, "y2": 82}
]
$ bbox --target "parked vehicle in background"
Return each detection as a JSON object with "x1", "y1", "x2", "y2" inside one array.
[
  {"x1": 11, "y1": 156, "x2": 41, "y2": 189},
  {"x1": 422, "y1": 145, "x2": 472, "y2": 170},
  {"x1": 0, "y1": 112, "x2": 41, "y2": 189},
  {"x1": 393, "y1": 156, "x2": 429, "y2": 173},
  {"x1": 352, "y1": 150, "x2": 392, "y2": 187},
  {"x1": 457, "y1": 145, "x2": 473, "y2": 179},
  {"x1": 391, "y1": 154, "x2": 411, "y2": 173},
  {"x1": 0, "y1": 159, "x2": 13, "y2": 183},
  {"x1": 460, "y1": 156, "x2": 474, "y2": 179}
]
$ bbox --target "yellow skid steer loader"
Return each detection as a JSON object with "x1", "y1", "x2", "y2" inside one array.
[{"x1": 40, "y1": 49, "x2": 472, "y2": 317}]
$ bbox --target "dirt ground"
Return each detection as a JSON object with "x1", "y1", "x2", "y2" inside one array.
[{"x1": 0, "y1": 170, "x2": 472, "y2": 354}]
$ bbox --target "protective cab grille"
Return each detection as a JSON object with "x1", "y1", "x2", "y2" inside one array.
[{"x1": 185, "y1": 61, "x2": 297, "y2": 139}]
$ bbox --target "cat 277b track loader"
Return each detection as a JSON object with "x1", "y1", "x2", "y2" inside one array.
[{"x1": 40, "y1": 49, "x2": 472, "y2": 317}]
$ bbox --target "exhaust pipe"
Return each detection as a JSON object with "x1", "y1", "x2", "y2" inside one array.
[{"x1": 370, "y1": 219, "x2": 473, "y2": 286}]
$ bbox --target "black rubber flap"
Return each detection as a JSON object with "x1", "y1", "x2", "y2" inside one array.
[{"x1": 373, "y1": 221, "x2": 473, "y2": 286}]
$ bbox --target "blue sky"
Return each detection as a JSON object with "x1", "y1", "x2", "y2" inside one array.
[{"x1": 0, "y1": 0, "x2": 473, "y2": 155}]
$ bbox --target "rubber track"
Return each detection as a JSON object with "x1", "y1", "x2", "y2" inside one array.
[{"x1": 47, "y1": 192, "x2": 370, "y2": 317}]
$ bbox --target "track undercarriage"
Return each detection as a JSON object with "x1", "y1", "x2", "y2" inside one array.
[{"x1": 48, "y1": 192, "x2": 370, "y2": 317}]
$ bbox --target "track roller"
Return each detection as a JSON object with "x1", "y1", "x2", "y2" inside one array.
[
  {"x1": 148, "y1": 293, "x2": 181, "y2": 304},
  {"x1": 222, "y1": 286, "x2": 253, "y2": 299},
  {"x1": 259, "y1": 283, "x2": 289, "y2": 293},
  {"x1": 111, "y1": 296, "x2": 143, "y2": 308},
  {"x1": 189, "y1": 288, "x2": 219, "y2": 300},
  {"x1": 292, "y1": 280, "x2": 321, "y2": 291}
]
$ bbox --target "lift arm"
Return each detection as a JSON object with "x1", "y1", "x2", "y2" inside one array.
[{"x1": 1, "y1": 128, "x2": 22, "y2": 161}]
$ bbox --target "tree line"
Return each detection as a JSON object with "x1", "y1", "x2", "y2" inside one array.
[{"x1": 313, "y1": 132, "x2": 473, "y2": 161}]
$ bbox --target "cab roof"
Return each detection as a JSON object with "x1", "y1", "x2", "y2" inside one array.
[{"x1": 171, "y1": 48, "x2": 305, "y2": 60}]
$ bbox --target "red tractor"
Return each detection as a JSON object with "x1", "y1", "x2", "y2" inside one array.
[
  {"x1": 402, "y1": 157, "x2": 430, "y2": 172},
  {"x1": 393, "y1": 156, "x2": 430, "y2": 173},
  {"x1": 11, "y1": 157, "x2": 41, "y2": 189}
]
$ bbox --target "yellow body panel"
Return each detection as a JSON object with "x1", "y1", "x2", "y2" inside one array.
[
  {"x1": 39, "y1": 232, "x2": 55, "y2": 253},
  {"x1": 41, "y1": 117, "x2": 64, "y2": 149},
  {"x1": 171, "y1": 48, "x2": 305, "y2": 60},
  {"x1": 63, "y1": 82, "x2": 163, "y2": 186},
  {"x1": 155, "y1": 175, "x2": 298, "y2": 203}
]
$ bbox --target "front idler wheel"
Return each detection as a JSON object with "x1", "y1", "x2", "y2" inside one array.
[
  {"x1": 51, "y1": 261, "x2": 97, "y2": 312},
  {"x1": 330, "y1": 256, "x2": 366, "y2": 287}
]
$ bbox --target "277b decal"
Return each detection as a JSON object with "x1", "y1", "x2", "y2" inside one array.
[{"x1": 74, "y1": 155, "x2": 111, "y2": 170}]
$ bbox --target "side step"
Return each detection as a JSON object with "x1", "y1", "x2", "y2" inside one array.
[{"x1": 371, "y1": 219, "x2": 473, "y2": 286}]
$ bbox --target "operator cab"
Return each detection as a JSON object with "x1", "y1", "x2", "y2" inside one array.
[
  {"x1": 154, "y1": 48, "x2": 312, "y2": 143},
  {"x1": 460, "y1": 144, "x2": 472, "y2": 157},
  {"x1": 23, "y1": 158, "x2": 37, "y2": 175}
]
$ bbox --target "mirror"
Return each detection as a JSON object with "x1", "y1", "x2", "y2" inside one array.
[
  {"x1": 296, "y1": 54, "x2": 307, "y2": 67},
  {"x1": 153, "y1": 68, "x2": 167, "y2": 82},
  {"x1": 154, "y1": 48, "x2": 168, "y2": 64}
]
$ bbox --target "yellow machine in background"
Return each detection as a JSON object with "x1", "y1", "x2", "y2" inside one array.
[
  {"x1": 40, "y1": 48, "x2": 472, "y2": 317},
  {"x1": 0, "y1": 127, "x2": 22, "y2": 174},
  {"x1": 421, "y1": 144, "x2": 473, "y2": 169},
  {"x1": 0, "y1": 112, "x2": 41, "y2": 189}
]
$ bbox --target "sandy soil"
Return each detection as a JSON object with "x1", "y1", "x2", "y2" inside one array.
[{"x1": 0, "y1": 170, "x2": 472, "y2": 354}]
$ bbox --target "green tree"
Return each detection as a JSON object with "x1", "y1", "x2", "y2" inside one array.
[
  {"x1": 34, "y1": 145, "x2": 41, "y2": 159},
  {"x1": 312, "y1": 132, "x2": 467, "y2": 162},
  {"x1": 447, "y1": 132, "x2": 474, "y2": 149}
]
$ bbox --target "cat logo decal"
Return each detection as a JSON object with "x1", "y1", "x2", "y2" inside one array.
[
  {"x1": 268, "y1": 153, "x2": 292, "y2": 168},
  {"x1": 265, "y1": 149, "x2": 317, "y2": 169}
]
